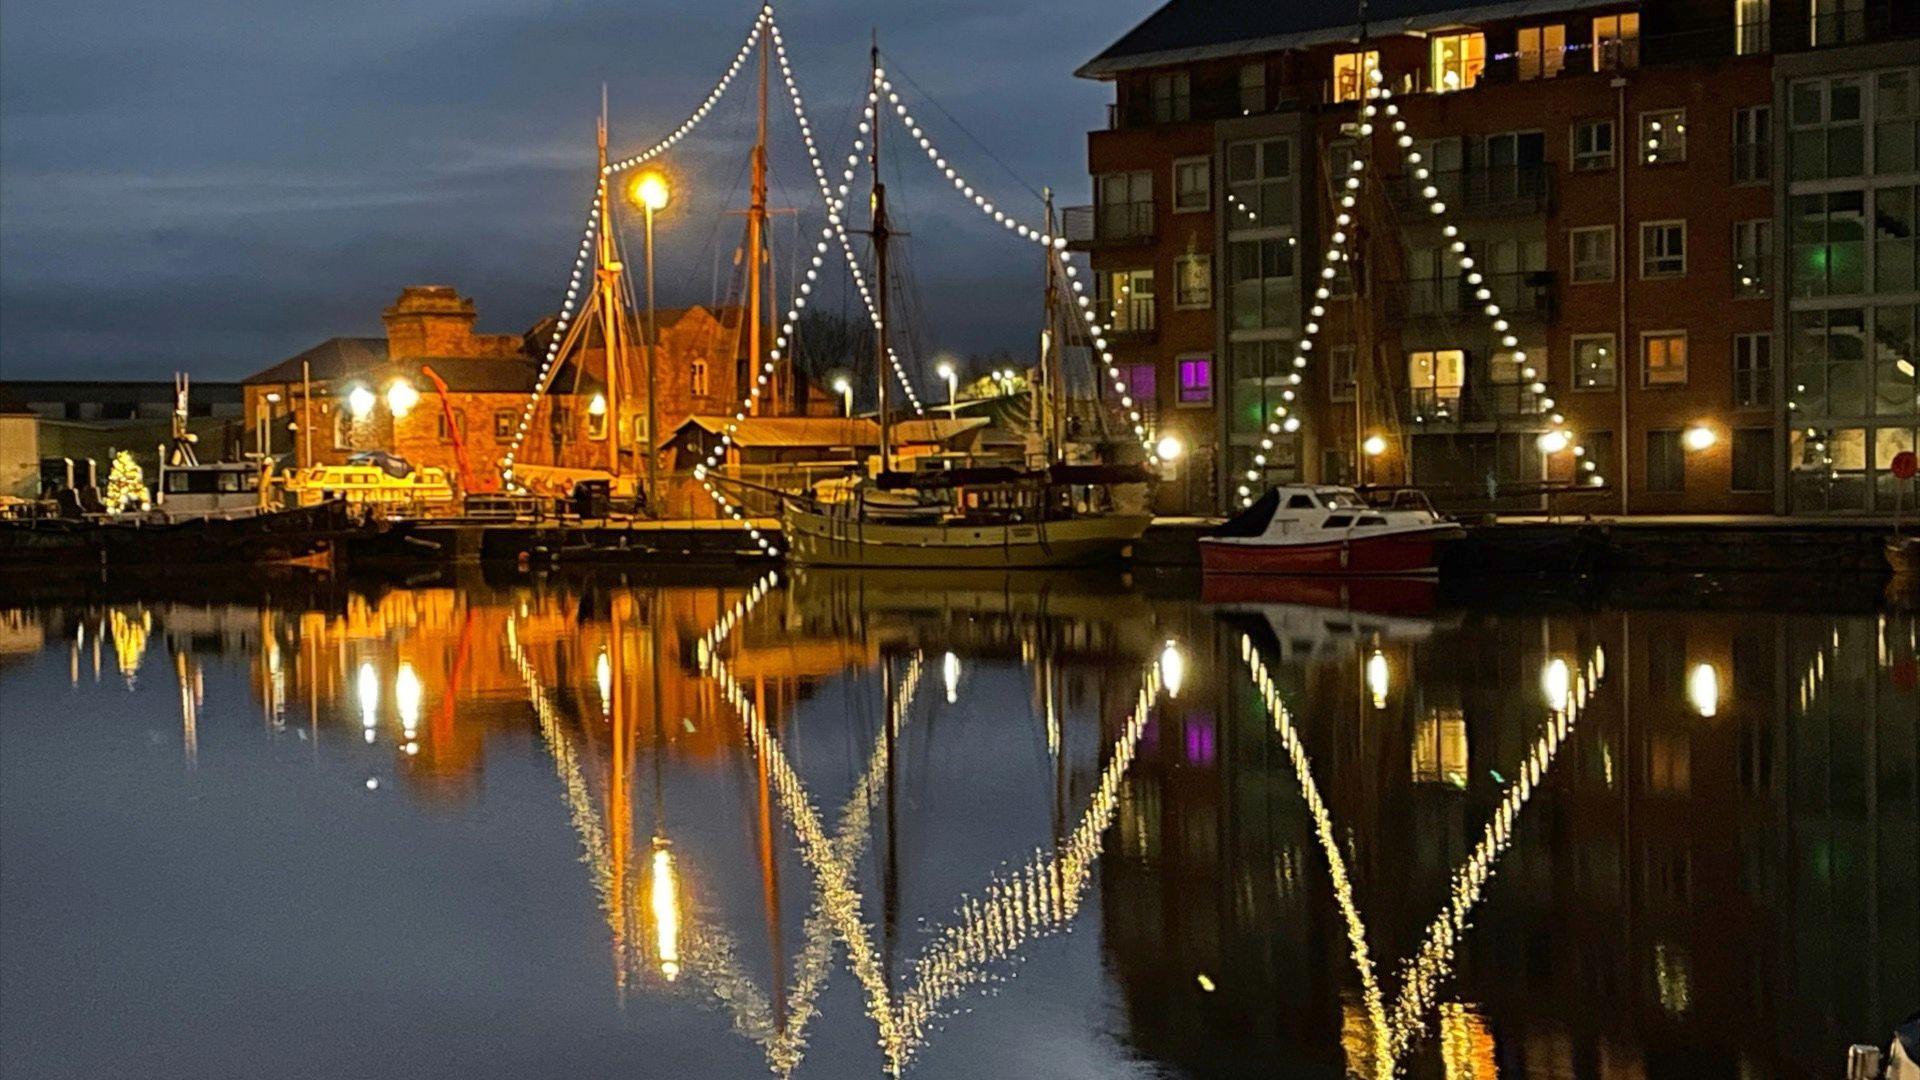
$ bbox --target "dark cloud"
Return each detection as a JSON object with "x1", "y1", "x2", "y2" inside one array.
[{"x1": 0, "y1": 0, "x2": 1158, "y2": 381}]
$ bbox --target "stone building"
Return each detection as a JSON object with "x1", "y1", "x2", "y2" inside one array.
[{"x1": 243, "y1": 286, "x2": 822, "y2": 498}]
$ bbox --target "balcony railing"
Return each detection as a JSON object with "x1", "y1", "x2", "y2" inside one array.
[
  {"x1": 1391, "y1": 165, "x2": 1554, "y2": 218},
  {"x1": 1408, "y1": 383, "x2": 1545, "y2": 426},
  {"x1": 1102, "y1": 295, "x2": 1158, "y2": 337},
  {"x1": 1389, "y1": 271, "x2": 1555, "y2": 322},
  {"x1": 1061, "y1": 201, "x2": 1154, "y2": 248}
]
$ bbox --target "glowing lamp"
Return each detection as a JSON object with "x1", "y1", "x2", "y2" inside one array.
[
  {"x1": 384, "y1": 379, "x2": 419, "y2": 418},
  {"x1": 1688, "y1": 663, "x2": 1720, "y2": 718},
  {"x1": 1683, "y1": 426, "x2": 1717, "y2": 451},
  {"x1": 1536, "y1": 430, "x2": 1571, "y2": 454},
  {"x1": 346, "y1": 384, "x2": 377, "y2": 420},
  {"x1": 1362, "y1": 434, "x2": 1389, "y2": 457},
  {"x1": 1155, "y1": 435, "x2": 1185, "y2": 463},
  {"x1": 633, "y1": 171, "x2": 671, "y2": 212}
]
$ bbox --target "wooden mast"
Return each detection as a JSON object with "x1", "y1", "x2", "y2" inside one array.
[
  {"x1": 870, "y1": 36, "x2": 892, "y2": 473},
  {"x1": 748, "y1": 23, "x2": 770, "y2": 416},
  {"x1": 1038, "y1": 191, "x2": 1060, "y2": 465},
  {"x1": 594, "y1": 87, "x2": 626, "y2": 476}
]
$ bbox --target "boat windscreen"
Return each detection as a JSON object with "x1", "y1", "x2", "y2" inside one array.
[{"x1": 1210, "y1": 488, "x2": 1278, "y2": 537}]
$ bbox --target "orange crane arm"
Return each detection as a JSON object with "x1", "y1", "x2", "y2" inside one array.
[{"x1": 419, "y1": 364, "x2": 478, "y2": 494}]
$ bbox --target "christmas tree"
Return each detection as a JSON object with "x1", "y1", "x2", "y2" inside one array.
[{"x1": 104, "y1": 450, "x2": 149, "y2": 512}]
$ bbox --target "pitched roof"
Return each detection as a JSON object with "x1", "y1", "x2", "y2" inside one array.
[
  {"x1": 892, "y1": 417, "x2": 991, "y2": 444},
  {"x1": 243, "y1": 337, "x2": 388, "y2": 385},
  {"x1": 1078, "y1": 0, "x2": 1624, "y2": 76}
]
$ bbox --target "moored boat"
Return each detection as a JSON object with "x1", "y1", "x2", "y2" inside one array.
[
  {"x1": 0, "y1": 499, "x2": 365, "y2": 568},
  {"x1": 1199, "y1": 485, "x2": 1464, "y2": 577},
  {"x1": 783, "y1": 496, "x2": 1151, "y2": 569}
]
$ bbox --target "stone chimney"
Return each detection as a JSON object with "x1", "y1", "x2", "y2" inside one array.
[{"x1": 382, "y1": 286, "x2": 478, "y2": 360}]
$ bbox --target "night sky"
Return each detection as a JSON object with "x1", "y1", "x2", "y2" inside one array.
[{"x1": 0, "y1": 0, "x2": 1159, "y2": 382}]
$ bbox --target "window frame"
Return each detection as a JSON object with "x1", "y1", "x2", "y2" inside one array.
[
  {"x1": 1592, "y1": 13, "x2": 1641, "y2": 71},
  {"x1": 1731, "y1": 427, "x2": 1776, "y2": 493},
  {"x1": 1732, "y1": 104, "x2": 1771, "y2": 184},
  {"x1": 1150, "y1": 71, "x2": 1191, "y2": 124},
  {"x1": 1571, "y1": 119, "x2": 1615, "y2": 171},
  {"x1": 1645, "y1": 428, "x2": 1687, "y2": 493},
  {"x1": 1174, "y1": 252, "x2": 1213, "y2": 309},
  {"x1": 1332, "y1": 50, "x2": 1380, "y2": 105},
  {"x1": 1571, "y1": 332, "x2": 1619, "y2": 391},
  {"x1": 1641, "y1": 329, "x2": 1690, "y2": 388},
  {"x1": 1640, "y1": 108, "x2": 1688, "y2": 165},
  {"x1": 1733, "y1": 218, "x2": 1772, "y2": 298},
  {"x1": 1570, "y1": 225, "x2": 1616, "y2": 283},
  {"x1": 1640, "y1": 220, "x2": 1687, "y2": 279},
  {"x1": 1328, "y1": 345, "x2": 1356, "y2": 403},
  {"x1": 1175, "y1": 354, "x2": 1214, "y2": 407},
  {"x1": 1429, "y1": 32, "x2": 1486, "y2": 93},
  {"x1": 493, "y1": 410, "x2": 516, "y2": 442},
  {"x1": 1172, "y1": 156, "x2": 1211, "y2": 213},
  {"x1": 1516, "y1": 24, "x2": 1566, "y2": 81}
]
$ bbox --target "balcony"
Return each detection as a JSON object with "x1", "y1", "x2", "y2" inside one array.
[
  {"x1": 1061, "y1": 201, "x2": 1154, "y2": 250},
  {"x1": 1408, "y1": 383, "x2": 1545, "y2": 428},
  {"x1": 1387, "y1": 271, "x2": 1556, "y2": 323},
  {"x1": 1101, "y1": 295, "x2": 1159, "y2": 340},
  {"x1": 1391, "y1": 165, "x2": 1554, "y2": 218},
  {"x1": 1105, "y1": 88, "x2": 1285, "y2": 131}
]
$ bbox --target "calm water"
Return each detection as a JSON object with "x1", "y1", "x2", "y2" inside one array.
[{"x1": 1, "y1": 568, "x2": 1915, "y2": 1079}]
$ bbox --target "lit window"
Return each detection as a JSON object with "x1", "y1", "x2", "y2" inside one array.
[
  {"x1": 1177, "y1": 356, "x2": 1213, "y2": 405},
  {"x1": 1592, "y1": 13, "x2": 1640, "y2": 71},
  {"x1": 1517, "y1": 25, "x2": 1565, "y2": 80},
  {"x1": 1735, "y1": 0, "x2": 1771, "y2": 54},
  {"x1": 1408, "y1": 349, "x2": 1466, "y2": 402},
  {"x1": 1430, "y1": 33, "x2": 1485, "y2": 93},
  {"x1": 1100, "y1": 269, "x2": 1156, "y2": 332},
  {"x1": 1175, "y1": 253, "x2": 1212, "y2": 308},
  {"x1": 1332, "y1": 50, "x2": 1380, "y2": 103},
  {"x1": 493, "y1": 410, "x2": 515, "y2": 441},
  {"x1": 1641, "y1": 108, "x2": 1687, "y2": 164},
  {"x1": 1642, "y1": 331, "x2": 1689, "y2": 386},
  {"x1": 690, "y1": 358, "x2": 709, "y2": 397},
  {"x1": 1641, "y1": 220, "x2": 1687, "y2": 277}
]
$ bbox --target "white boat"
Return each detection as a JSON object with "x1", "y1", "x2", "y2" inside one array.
[{"x1": 1200, "y1": 485, "x2": 1465, "y2": 577}]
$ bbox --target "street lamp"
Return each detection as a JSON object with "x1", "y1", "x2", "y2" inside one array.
[
  {"x1": 385, "y1": 378, "x2": 419, "y2": 419},
  {"x1": 1683, "y1": 425, "x2": 1717, "y2": 452},
  {"x1": 831, "y1": 376, "x2": 853, "y2": 418},
  {"x1": 346, "y1": 383, "x2": 376, "y2": 421},
  {"x1": 631, "y1": 169, "x2": 671, "y2": 518},
  {"x1": 935, "y1": 360, "x2": 958, "y2": 420}
]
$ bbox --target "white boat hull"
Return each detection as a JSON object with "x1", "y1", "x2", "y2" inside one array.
[{"x1": 783, "y1": 505, "x2": 1152, "y2": 568}]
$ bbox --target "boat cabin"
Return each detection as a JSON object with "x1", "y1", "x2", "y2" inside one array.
[
  {"x1": 155, "y1": 461, "x2": 264, "y2": 519},
  {"x1": 1214, "y1": 485, "x2": 1448, "y2": 542}
]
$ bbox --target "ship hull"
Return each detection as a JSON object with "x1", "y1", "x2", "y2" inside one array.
[
  {"x1": 783, "y1": 505, "x2": 1152, "y2": 569},
  {"x1": 0, "y1": 500, "x2": 360, "y2": 568},
  {"x1": 1199, "y1": 525, "x2": 1463, "y2": 577}
]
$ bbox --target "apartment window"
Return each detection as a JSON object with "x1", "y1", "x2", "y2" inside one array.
[
  {"x1": 1641, "y1": 221, "x2": 1687, "y2": 278},
  {"x1": 1150, "y1": 72, "x2": 1190, "y2": 123},
  {"x1": 1239, "y1": 62, "x2": 1267, "y2": 114},
  {"x1": 1791, "y1": 307, "x2": 1868, "y2": 417},
  {"x1": 1517, "y1": 25, "x2": 1566, "y2": 80},
  {"x1": 1875, "y1": 307, "x2": 1919, "y2": 416},
  {"x1": 1642, "y1": 109, "x2": 1687, "y2": 164},
  {"x1": 1733, "y1": 105, "x2": 1771, "y2": 183},
  {"x1": 1572, "y1": 119, "x2": 1615, "y2": 171},
  {"x1": 1735, "y1": 333, "x2": 1773, "y2": 407},
  {"x1": 1097, "y1": 171, "x2": 1153, "y2": 240},
  {"x1": 1735, "y1": 0, "x2": 1771, "y2": 55},
  {"x1": 1646, "y1": 429, "x2": 1687, "y2": 492},
  {"x1": 1124, "y1": 363, "x2": 1158, "y2": 425},
  {"x1": 1879, "y1": 72, "x2": 1919, "y2": 175},
  {"x1": 1592, "y1": 13, "x2": 1641, "y2": 71},
  {"x1": 493, "y1": 410, "x2": 516, "y2": 441},
  {"x1": 1733, "y1": 428, "x2": 1775, "y2": 492},
  {"x1": 1177, "y1": 355, "x2": 1214, "y2": 405},
  {"x1": 1173, "y1": 157, "x2": 1211, "y2": 213},
  {"x1": 1877, "y1": 186, "x2": 1918, "y2": 294},
  {"x1": 1430, "y1": 33, "x2": 1485, "y2": 92},
  {"x1": 1099, "y1": 269, "x2": 1156, "y2": 333},
  {"x1": 1408, "y1": 349, "x2": 1467, "y2": 404},
  {"x1": 586, "y1": 401, "x2": 607, "y2": 440},
  {"x1": 1332, "y1": 50, "x2": 1379, "y2": 104},
  {"x1": 1790, "y1": 77, "x2": 1864, "y2": 180},
  {"x1": 1228, "y1": 238, "x2": 1296, "y2": 330},
  {"x1": 1789, "y1": 191, "x2": 1866, "y2": 297},
  {"x1": 1811, "y1": 0, "x2": 1867, "y2": 47},
  {"x1": 1175, "y1": 253, "x2": 1212, "y2": 308},
  {"x1": 690, "y1": 358, "x2": 709, "y2": 397},
  {"x1": 1571, "y1": 226, "x2": 1616, "y2": 282},
  {"x1": 1226, "y1": 138, "x2": 1293, "y2": 230},
  {"x1": 1573, "y1": 334, "x2": 1618, "y2": 390},
  {"x1": 1734, "y1": 220, "x2": 1772, "y2": 297},
  {"x1": 1329, "y1": 345, "x2": 1356, "y2": 403},
  {"x1": 1643, "y1": 331, "x2": 1690, "y2": 386}
]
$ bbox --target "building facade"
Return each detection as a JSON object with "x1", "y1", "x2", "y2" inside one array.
[{"x1": 1075, "y1": 0, "x2": 1918, "y2": 515}]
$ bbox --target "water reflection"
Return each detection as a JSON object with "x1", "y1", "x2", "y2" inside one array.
[{"x1": 1, "y1": 571, "x2": 1915, "y2": 1079}]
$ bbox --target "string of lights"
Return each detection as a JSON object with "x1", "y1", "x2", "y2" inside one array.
[{"x1": 873, "y1": 68, "x2": 1155, "y2": 451}]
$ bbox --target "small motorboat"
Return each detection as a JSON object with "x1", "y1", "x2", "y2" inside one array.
[{"x1": 1199, "y1": 485, "x2": 1465, "y2": 577}]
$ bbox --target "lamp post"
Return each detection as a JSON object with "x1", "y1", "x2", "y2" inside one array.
[
  {"x1": 831, "y1": 376, "x2": 853, "y2": 418},
  {"x1": 936, "y1": 361, "x2": 958, "y2": 420},
  {"x1": 633, "y1": 171, "x2": 670, "y2": 518}
]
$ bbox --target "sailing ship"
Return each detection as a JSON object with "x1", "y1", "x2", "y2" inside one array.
[{"x1": 780, "y1": 45, "x2": 1152, "y2": 569}]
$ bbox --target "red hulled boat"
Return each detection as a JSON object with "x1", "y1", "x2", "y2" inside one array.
[{"x1": 1199, "y1": 485, "x2": 1465, "y2": 577}]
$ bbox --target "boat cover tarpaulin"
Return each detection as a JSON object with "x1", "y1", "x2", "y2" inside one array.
[{"x1": 1210, "y1": 488, "x2": 1279, "y2": 537}]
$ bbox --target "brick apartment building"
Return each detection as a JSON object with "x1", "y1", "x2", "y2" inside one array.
[
  {"x1": 1072, "y1": 0, "x2": 1919, "y2": 515},
  {"x1": 243, "y1": 286, "x2": 826, "y2": 497}
]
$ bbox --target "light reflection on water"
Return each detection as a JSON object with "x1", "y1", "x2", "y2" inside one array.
[{"x1": 0, "y1": 571, "x2": 1915, "y2": 1079}]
